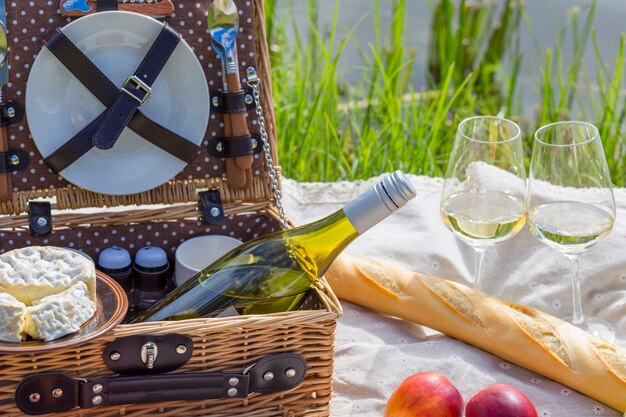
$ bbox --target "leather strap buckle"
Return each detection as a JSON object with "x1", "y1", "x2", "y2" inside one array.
[{"x1": 121, "y1": 75, "x2": 153, "y2": 106}]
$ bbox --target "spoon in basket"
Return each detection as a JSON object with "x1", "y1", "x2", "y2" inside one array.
[{"x1": 208, "y1": 0, "x2": 254, "y2": 189}]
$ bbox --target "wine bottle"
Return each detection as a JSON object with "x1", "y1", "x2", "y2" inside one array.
[{"x1": 130, "y1": 171, "x2": 416, "y2": 323}]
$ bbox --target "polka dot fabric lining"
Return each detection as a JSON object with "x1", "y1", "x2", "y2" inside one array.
[
  {"x1": 5, "y1": 0, "x2": 263, "y2": 193},
  {"x1": 0, "y1": 212, "x2": 280, "y2": 261}
]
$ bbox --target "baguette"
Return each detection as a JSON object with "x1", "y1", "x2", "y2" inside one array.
[{"x1": 325, "y1": 254, "x2": 626, "y2": 412}]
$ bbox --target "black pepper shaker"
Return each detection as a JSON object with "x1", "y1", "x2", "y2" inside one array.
[{"x1": 133, "y1": 246, "x2": 170, "y2": 311}]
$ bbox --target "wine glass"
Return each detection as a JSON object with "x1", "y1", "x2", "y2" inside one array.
[
  {"x1": 527, "y1": 121, "x2": 616, "y2": 340},
  {"x1": 441, "y1": 116, "x2": 527, "y2": 292}
]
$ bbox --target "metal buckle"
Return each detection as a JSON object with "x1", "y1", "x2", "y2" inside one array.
[{"x1": 121, "y1": 75, "x2": 152, "y2": 106}]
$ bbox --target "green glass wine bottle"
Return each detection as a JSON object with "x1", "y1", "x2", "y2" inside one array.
[{"x1": 131, "y1": 171, "x2": 416, "y2": 322}]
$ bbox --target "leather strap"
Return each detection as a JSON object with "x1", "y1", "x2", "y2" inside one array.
[
  {"x1": 210, "y1": 89, "x2": 255, "y2": 112},
  {"x1": 0, "y1": 148, "x2": 28, "y2": 173},
  {"x1": 42, "y1": 28, "x2": 198, "y2": 173},
  {"x1": 15, "y1": 353, "x2": 306, "y2": 415},
  {"x1": 207, "y1": 134, "x2": 260, "y2": 158},
  {"x1": 92, "y1": 26, "x2": 180, "y2": 150},
  {"x1": 218, "y1": 90, "x2": 247, "y2": 113},
  {"x1": 0, "y1": 100, "x2": 24, "y2": 127},
  {"x1": 199, "y1": 189, "x2": 224, "y2": 224},
  {"x1": 96, "y1": 0, "x2": 118, "y2": 11},
  {"x1": 28, "y1": 202, "x2": 52, "y2": 236}
]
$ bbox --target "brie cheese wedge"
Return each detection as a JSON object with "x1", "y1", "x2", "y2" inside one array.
[
  {"x1": 26, "y1": 282, "x2": 97, "y2": 342},
  {"x1": 0, "y1": 293, "x2": 27, "y2": 342}
]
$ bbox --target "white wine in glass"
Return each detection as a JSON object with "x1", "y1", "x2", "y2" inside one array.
[
  {"x1": 527, "y1": 121, "x2": 616, "y2": 341},
  {"x1": 441, "y1": 116, "x2": 527, "y2": 292}
]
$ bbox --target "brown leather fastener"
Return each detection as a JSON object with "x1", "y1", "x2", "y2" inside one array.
[{"x1": 103, "y1": 334, "x2": 193, "y2": 375}]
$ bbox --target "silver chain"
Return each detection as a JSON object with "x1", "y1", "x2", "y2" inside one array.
[{"x1": 245, "y1": 67, "x2": 290, "y2": 230}]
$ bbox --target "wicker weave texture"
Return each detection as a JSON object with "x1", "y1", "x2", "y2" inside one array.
[{"x1": 0, "y1": 300, "x2": 340, "y2": 417}]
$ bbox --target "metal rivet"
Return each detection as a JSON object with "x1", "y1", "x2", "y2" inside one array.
[
  {"x1": 210, "y1": 207, "x2": 221, "y2": 217},
  {"x1": 212, "y1": 96, "x2": 221, "y2": 108},
  {"x1": 36, "y1": 217, "x2": 47, "y2": 227},
  {"x1": 92, "y1": 384, "x2": 103, "y2": 394},
  {"x1": 92, "y1": 395, "x2": 103, "y2": 405},
  {"x1": 52, "y1": 388, "x2": 63, "y2": 398},
  {"x1": 6, "y1": 107, "x2": 15, "y2": 118},
  {"x1": 29, "y1": 393, "x2": 40, "y2": 403},
  {"x1": 216, "y1": 141, "x2": 223, "y2": 153},
  {"x1": 251, "y1": 138, "x2": 258, "y2": 149},
  {"x1": 285, "y1": 368, "x2": 297, "y2": 378},
  {"x1": 176, "y1": 344, "x2": 187, "y2": 354},
  {"x1": 263, "y1": 371, "x2": 274, "y2": 381},
  {"x1": 110, "y1": 352, "x2": 121, "y2": 361},
  {"x1": 227, "y1": 387, "x2": 238, "y2": 397},
  {"x1": 228, "y1": 377, "x2": 239, "y2": 386},
  {"x1": 244, "y1": 94, "x2": 253, "y2": 105},
  {"x1": 9, "y1": 155, "x2": 20, "y2": 166}
]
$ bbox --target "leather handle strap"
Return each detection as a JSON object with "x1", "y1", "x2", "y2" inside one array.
[
  {"x1": 15, "y1": 353, "x2": 306, "y2": 415},
  {"x1": 42, "y1": 28, "x2": 198, "y2": 173},
  {"x1": 92, "y1": 25, "x2": 180, "y2": 150}
]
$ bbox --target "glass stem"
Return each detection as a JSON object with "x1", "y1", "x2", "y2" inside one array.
[
  {"x1": 567, "y1": 255, "x2": 584, "y2": 326},
  {"x1": 474, "y1": 248, "x2": 487, "y2": 292}
]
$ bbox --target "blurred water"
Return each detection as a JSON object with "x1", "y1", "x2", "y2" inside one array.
[{"x1": 276, "y1": 0, "x2": 624, "y2": 119}]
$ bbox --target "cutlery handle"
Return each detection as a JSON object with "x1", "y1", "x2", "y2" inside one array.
[
  {"x1": 61, "y1": 0, "x2": 175, "y2": 17},
  {"x1": 0, "y1": 123, "x2": 12, "y2": 202},
  {"x1": 225, "y1": 73, "x2": 254, "y2": 172},
  {"x1": 223, "y1": 113, "x2": 247, "y2": 190}
]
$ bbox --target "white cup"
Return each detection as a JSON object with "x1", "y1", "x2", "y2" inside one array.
[{"x1": 175, "y1": 235, "x2": 243, "y2": 286}]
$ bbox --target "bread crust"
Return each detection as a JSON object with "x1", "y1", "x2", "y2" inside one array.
[{"x1": 326, "y1": 254, "x2": 626, "y2": 412}]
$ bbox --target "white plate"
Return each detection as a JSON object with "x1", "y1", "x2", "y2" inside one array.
[{"x1": 26, "y1": 12, "x2": 209, "y2": 195}]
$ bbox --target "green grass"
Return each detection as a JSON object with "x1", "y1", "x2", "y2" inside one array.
[{"x1": 265, "y1": 0, "x2": 626, "y2": 185}]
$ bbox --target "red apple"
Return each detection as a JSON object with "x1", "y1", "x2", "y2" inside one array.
[
  {"x1": 384, "y1": 372, "x2": 463, "y2": 417},
  {"x1": 466, "y1": 384, "x2": 538, "y2": 417}
]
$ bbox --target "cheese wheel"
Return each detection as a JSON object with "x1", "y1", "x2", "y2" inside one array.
[
  {"x1": 0, "y1": 246, "x2": 96, "y2": 304},
  {"x1": 325, "y1": 254, "x2": 626, "y2": 412},
  {"x1": 0, "y1": 247, "x2": 97, "y2": 342}
]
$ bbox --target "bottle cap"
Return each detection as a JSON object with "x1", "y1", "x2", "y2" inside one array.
[
  {"x1": 98, "y1": 246, "x2": 131, "y2": 271},
  {"x1": 377, "y1": 170, "x2": 417, "y2": 211},
  {"x1": 134, "y1": 246, "x2": 169, "y2": 271},
  {"x1": 343, "y1": 171, "x2": 417, "y2": 235}
]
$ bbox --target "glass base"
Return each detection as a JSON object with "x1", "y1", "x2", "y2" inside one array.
[{"x1": 565, "y1": 316, "x2": 615, "y2": 342}]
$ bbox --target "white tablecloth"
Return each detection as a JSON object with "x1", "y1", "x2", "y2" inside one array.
[{"x1": 283, "y1": 174, "x2": 626, "y2": 417}]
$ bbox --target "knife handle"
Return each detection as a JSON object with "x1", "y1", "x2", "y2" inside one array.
[
  {"x1": 0, "y1": 123, "x2": 12, "y2": 202},
  {"x1": 61, "y1": 0, "x2": 175, "y2": 17},
  {"x1": 223, "y1": 112, "x2": 247, "y2": 190},
  {"x1": 225, "y1": 72, "x2": 254, "y2": 174}
]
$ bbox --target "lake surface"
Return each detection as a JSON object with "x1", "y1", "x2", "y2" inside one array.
[{"x1": 275, "y1": 0, "x2": 624, "y2": 118}]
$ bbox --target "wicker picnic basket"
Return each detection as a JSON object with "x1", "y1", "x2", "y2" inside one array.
[{"x1": 0, "y1": 1, "x2": 341, "y2": 416}]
